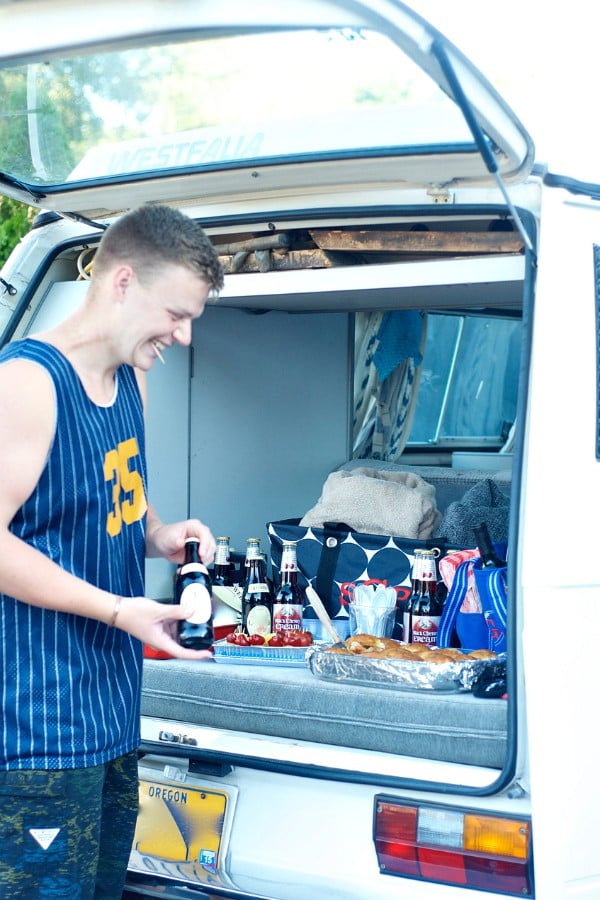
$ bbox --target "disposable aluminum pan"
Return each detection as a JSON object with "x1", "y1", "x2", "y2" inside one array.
[{"x1": 306, "y1": 644, "x2": 507, "y2": 692}]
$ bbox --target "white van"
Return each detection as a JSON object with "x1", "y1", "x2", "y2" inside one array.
[{"x1": 1, "y1": 2, "x2": 599, "y2": 898}]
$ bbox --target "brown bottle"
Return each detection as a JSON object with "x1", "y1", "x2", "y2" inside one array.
[
  {"x1": 473, "y1": 522, "x2": 505, "y2": 568},
  {"x1": 411, "y1": 549, "x2": 444, "y2": 646},
  {"x1": 273, "y1": 541, "x2": 305, "y2": 636},
  {"x1": 174, "y1": 538, "x2": 214, "y2": 650},
  {"x1": 403, "y1": 549, "x2": 423, "y2": 643},
  {"x1": 213, "y1": 536, "x2": 232, "y2": 586},
  {"x1": 241, "y1": 538, "x2": 273, "y2": 636}
]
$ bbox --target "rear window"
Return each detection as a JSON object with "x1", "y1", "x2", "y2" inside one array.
[
  {"x1": 353, "y1": 311, "x2": 520, "y2": 458},
  {"x1": 0, "y1": 28, "x2": 470, "y2": 188},
  {"x1": 409, "y1": 313, "x2": 520, "y2": 447}
]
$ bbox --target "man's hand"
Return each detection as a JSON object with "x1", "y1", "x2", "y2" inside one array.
[
  {"x1": 114, "y1": 595, "x2": 214, "y2": 660},
  {"x1": 146, "y1": 510, "x2": 216, "y2": 566}
]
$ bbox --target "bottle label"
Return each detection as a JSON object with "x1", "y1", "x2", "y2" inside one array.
[
  {"x1": 273, "y1": 603, "x2": 303, "y2": 633},
  {"x1": 245, "y1": 544, "x2": 262, "y2": 562},
  {"x1": 411, "y1": 614, "x2": 441, "y2": 645},
  {"x1": 247, "y1": 583, "x2": 269, "y2": 594},
  {"x1": 180, "y1": 562, "x2": 208, "y2": 576},
  {"x1": 181, "y1": 582, "x2": 212, "y2": 624},
  {"x1": 421, "y1": 560, "x2": 436, "y2": 581},
  {"x1": 246, "y1": 604, "x2": 272, "y2": 635}
]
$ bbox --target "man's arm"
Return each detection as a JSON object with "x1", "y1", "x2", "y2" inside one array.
[
  {"x1": 0, "y1": 359, "x2": 121, "y2": 622},
  {"x1": 145, "y1": 503, "x2": 216, "y2": 565},
  {"x1": 0, "y1": 359, "x2": 211, "y2": 657}
]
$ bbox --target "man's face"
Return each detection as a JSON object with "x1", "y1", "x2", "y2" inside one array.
[{"x1": 127, "y1": 264, "x2": 211, "y2": 370}]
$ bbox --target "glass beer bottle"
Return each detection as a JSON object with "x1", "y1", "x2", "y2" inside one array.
[
  {"x1": 244, "y1": 537, "x2": 261, "y2": 566},
  {"x1": 174, "y1": 537, "x2": 214, "y2": 650},
  {"x1": 273, "y1": 541, "x2": 305, "y2": 636},
  {"x1": 411, "y1": 548, "x2": 444, "y2": 646},
  {"x1": 241, "y1": 538, "x2": 273, "y2": 635},
  {"x1": 473, "y1": 522, "x2": 506, "y2": 568},
  {"x1": 213, "y1": 535, "x2": 232, "y2": 586},
  {"x1": 403, "y1": 549, "x2": 424, "y2": 643}
]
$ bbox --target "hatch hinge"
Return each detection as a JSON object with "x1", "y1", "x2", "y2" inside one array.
[
  {"x1": 0, "y1": 277, "x2": 17, "y2": 298},
  {"x1": 59, "y1": 210, "x2": 109, "y2": 231},
  {"x1": 431, "y1": 37, "x2": 536, "y2": 262},
  {"x1": 427, "y1": 185, "x2": 454, "y2": 205}
]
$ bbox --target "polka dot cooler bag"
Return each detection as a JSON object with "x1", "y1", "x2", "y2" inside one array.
[{"x1": 267, "y1": 519, "x2": 447, "y2": 640}]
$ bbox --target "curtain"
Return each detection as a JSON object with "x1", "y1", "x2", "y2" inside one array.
[{"x1": 352, "y1": 309, "x2": 427, "y2": 461}]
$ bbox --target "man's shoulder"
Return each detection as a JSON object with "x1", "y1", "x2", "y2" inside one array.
[{"x1": 0, "y1": 340, "x2": 60, "y2": 386}]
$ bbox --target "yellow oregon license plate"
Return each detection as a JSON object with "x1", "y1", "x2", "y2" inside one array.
[{"x1": 129, "y1": 778, "x2": 229, "y2": 884}]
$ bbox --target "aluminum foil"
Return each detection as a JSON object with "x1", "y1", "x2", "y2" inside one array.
[
  {"x1": 212, "y1": 639, "x2": 328, "y2": 667},
  {"x1": 306, "y1": 644, "x2": 507, "y2": 692}
]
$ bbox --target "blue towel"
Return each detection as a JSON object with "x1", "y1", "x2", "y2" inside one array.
[{"x1": 373, "y1": 310, "x2": 423, "y2": 382}]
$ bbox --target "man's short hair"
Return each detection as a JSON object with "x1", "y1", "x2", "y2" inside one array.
[{"x1": 93, "y1": 204, "x2": 224, "y2": 293}]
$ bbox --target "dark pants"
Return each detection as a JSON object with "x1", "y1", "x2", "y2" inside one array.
[{"x1": 0, "y1": 750, "x2": 139, "y2": 899}]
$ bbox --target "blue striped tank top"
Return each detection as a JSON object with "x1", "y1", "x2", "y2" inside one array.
[{"x1": 0, "y1": 339, "x2": 147, "y2": 769}]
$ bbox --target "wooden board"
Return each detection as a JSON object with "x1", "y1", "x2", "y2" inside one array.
[
  {"x1": 309, "y1": 229, "x2": 523, "y2": 254},
  {"x1": 219, "y1": 248, "x2": 338, "y2": 274}
]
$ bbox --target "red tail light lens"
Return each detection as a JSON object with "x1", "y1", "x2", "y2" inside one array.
[
  {"x1": 374, "y1": 797, "x2": 533, "y2": 896},
  {"x1": 375, "y1": 803, "x2": 419, "y2": 876}
]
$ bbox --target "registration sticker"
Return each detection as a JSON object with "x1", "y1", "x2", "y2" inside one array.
[{"x1": 129, "y1": 778, "x2": 230, "y2": 885}]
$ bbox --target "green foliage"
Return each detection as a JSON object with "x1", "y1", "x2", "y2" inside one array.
[
  {"x1": 0, "y1": 49, "x2": 160, "y2": 267},
  {"x1": 0, "y1": 198, "x2": 34, "y2": 268},
  {"x1": 0, "y1": 48, "x2": 173, "y2": 189}
]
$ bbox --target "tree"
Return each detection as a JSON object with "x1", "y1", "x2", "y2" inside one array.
[
  {"x1": 0, "y1": 197, "x2": 34, "y2": 268},
  {"x1": 0, "y1": 48, "x2": 161, "y2": 267}
]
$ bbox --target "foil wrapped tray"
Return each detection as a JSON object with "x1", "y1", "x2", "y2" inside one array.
[{"x1": 306, "y1": 644, "x2": 506, "y2": 692}]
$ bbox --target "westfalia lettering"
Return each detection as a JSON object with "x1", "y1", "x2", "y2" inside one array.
[
  {"x1": 108, "y1": 132, "x2": 265, "y2": 171},
  {"x1": 147, "y1": 785, "x2": 188, "y2": 804}
]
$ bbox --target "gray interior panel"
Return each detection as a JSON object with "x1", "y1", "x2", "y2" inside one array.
[
  {"x1": 144, "y1": 345, "x2": 191, "y2": 599},
  {"x1": 188, "y1": 306, "x2": 351, "y2": 551}
]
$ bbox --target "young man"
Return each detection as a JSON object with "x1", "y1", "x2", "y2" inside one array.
[{"x1": 0, "y1": 204, "x2": 224, "y2": 898}]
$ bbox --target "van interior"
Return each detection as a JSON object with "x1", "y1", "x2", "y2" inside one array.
[{"x1": 15, "y1": 206, "x2": 528, "y2": 786}]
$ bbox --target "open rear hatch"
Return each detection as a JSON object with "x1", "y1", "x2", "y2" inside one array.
[
  {"x1": 0, "y1": 0, "x2": 534, "y2": 218},
  {"x1": 0, "y1": 0, "x2": 535, "y2": 801}
]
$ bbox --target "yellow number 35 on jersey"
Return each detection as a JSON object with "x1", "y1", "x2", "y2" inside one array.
[{"x1": 104, "y1": 437, "x2": 148, "y2": 537}]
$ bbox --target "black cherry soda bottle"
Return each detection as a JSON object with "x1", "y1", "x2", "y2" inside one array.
[
  {"x1": 273, "y1": 541, "x2": 305, "y2": 636},
  {"x1": 411, "y1": 548, "x2": 443, "y2": 646},
  {"x1": 403, "y1": 549, "x2": 424, "y2": 643}
]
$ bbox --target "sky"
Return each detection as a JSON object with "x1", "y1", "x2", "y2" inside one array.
[{"x1": 406, "y1": 1, "x2": 595, "y2": 179}]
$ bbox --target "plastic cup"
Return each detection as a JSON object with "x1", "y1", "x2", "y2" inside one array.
[{"x1": 349, "y1": 603, "x2": 396, "y2": 638}]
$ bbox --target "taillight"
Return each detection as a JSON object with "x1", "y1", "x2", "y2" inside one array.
[{"x1": 374, "y1": 797, "x2": 534, "y2": 896}]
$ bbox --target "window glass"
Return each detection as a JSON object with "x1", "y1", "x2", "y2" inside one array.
[
  {"x1": 408, "y1": 313, "x2": 520, "y2": 447},
  {"x1": 0, "y1": 28, "x2": 470, "y2": 188},
  {"x1": 594, "y1": 244, "x2": 600, "y2": 458}
]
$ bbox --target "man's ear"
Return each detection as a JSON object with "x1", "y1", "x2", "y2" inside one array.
[{"x1": 112, "y1": 264, "x2": 135, "y2": 301}]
